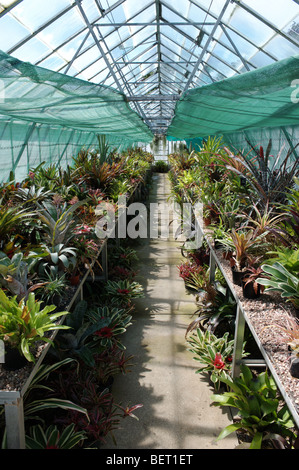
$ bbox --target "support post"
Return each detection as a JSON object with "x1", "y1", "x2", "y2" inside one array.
[
  {"x1": 232, "y1": 304, "x2": 246, "y2": 378},
  {"x1": 209, "y1": 251, "x2": 216, "y2": 283},
  {"x1": 4, "y1": 395, "x2": 25, "y2": 449},
  {"x1": 101, "y1": 241, "x2": 108, "y2": 282}
]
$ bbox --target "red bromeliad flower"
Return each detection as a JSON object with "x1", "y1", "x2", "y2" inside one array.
[
  {"x1": 95, "y1": 327, "x2": 114, "y2": 338},
  {"x1": 117, "y1": 288, "x2": 130, "y2": 295},
  {"x1": 213, "y1": 353, "x2": 226, "y2": 370}
]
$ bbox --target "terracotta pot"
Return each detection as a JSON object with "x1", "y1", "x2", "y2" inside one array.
[{"x1": 2, "y1": 346, "x2": 28, "y2": 371}]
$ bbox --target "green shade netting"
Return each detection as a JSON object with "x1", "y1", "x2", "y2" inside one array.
[
  {"x1": 167, "y1": 55, "x2": 299, "y2": 141},
  {"x1": 0, "y1": 50, "x2": 153, "y2": 143}
]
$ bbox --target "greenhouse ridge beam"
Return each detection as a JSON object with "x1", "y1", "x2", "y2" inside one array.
[
  {"x1": 127, "y1": 95, "x2": 180, "y2": 101},
  {"x1": 74, "y1": 0, "x2": 153, "y2": 131}
]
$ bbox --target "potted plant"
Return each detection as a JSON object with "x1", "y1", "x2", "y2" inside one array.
[
  {"x1": 221, "y1": 229, "x2": 266, "y2": 285},
  {"x1": 242, "y1": 265, "x2": 265, "y2": 299},
  {"x1": 0, "y1": 289, "x2": 70, "y2": 369},
  {"x1": 211, "y1": 365, "x2": 297, "y2": 449},
  {"x1": 186, "y1": 329, "x2": 244, "y2": 390},
  {"x1": 263, "y1": 314, "x2": 299, "y2": 379}
]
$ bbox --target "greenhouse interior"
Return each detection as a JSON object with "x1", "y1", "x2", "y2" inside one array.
[{"x1": 0, "y1": 0, "x2": 299, "y2": 452}]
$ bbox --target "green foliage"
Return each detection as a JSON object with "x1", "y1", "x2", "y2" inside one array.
[
  {"x1": 26, "y1": 423, "x2": 86, "y2": 449},
  {"x1": 0, "y1": 290, "x2": 70, "y2": 362},
  {"x1": 265, "y1": 248, "x2": 299, "y2": 275},
  {"x1": 37, "y1": 243, "x2": 77, "y2": 277},
  {"x1": 211, "y1": 365, "x2": 297, "y2": 449},
  {"x1": 104, "y1": 279, "x2": 144, "y2": 306},
  {"x1": 153, "y1": 160, "x2": 169, "y2": 173},
  {"x1": 23, "y1": 357, "x2": 89, "y2": 421},
  {"x1": 257, "y1": 262, "x2": 299, "y2": 309},
  {"x1": 53, "y1": 300, "x2": 109, "y2": 367},
  {"x1": 36, "y1": 198, "x2": 85, "y2": 248},
  {"x1": 35, "y1": 272, "x2": 68, "y2": 306},
  {"x1": 0, "y1": 199, "x2": 35, "y2": 243},
  {"x1": 187, "y1": 329, "x2": 237, "y2": 390},
  {"x1": 87, "y1": 305, "x2": 132, "y2": 351},
  {"x1": 222, "y1": 140, "x2": 299, "y2": 208}
]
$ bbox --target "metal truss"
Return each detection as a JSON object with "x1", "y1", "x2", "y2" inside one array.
[{"x1": 0, "y1": 0, "x2": 298, "y2": 135}]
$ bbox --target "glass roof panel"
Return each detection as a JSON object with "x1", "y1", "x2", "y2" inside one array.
[
  {"x1": 36, "y1": 7, "x2": 86, "y2": 50},
  {"x1": 0, "y1": 0, "x2": 298, "y2": 136},
  {"x1": 229, "y1": 7, "x2": 275, "y2": 46},
  {"x1": 9, "y1": 0, "x2": 71, "y2": 32},
  {"x1": 10, "y1": 36, "x2": 52, "y2": 63},
  {"x1": 264, "y1": 35, "x2": 299, "y2": 61},
  {"x1": 242, "y1": 0, "x2": 299, "y2": 29},
  {"x1": 36, "y1": 54, "x2": 67, "y2": 72},
  {"x1": 1, "y1": 13, "x2": 31, "y2": 51}
]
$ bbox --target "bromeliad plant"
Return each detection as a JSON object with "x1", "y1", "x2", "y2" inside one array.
[
  {"x1": 0, "y1": 290, "x2": 70, "y2": 362},
  {"x1": 187, "y1": 329, "x2": 238, "y2": 390},
  {"x1": 257, "y1": 262, "x2": 299, "y2": 310},
  {"x1": 221, "y1": 228, "x2": 267, "y2": 272},
  {"x1": 25, "y1": 423, "x2": 86, "y2": 449},
  {"x1": 87, "y1": 305, "x2": 132, "y2": 351},
  {"x1": 104, "y1": 279, "x2": 144, "y2": 307},
  {"x1": 186, "y1": 282, "x2": 237, "y2": 335},
  {"x1": 221, "y1": 140, "x2": 299, "y2": 209},
  {"x1": 211, "y1": 365, "x2": 297, "y2": 449}
]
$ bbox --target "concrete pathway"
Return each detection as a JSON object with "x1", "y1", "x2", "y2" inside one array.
[{"x1": 103, "y1": 173, "x2": 237, "y2": 449}]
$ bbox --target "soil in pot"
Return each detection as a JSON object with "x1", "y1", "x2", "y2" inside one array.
[
  {"x1": 242, "y1": 281, "x2": 261, "y2": 299},
  {"x1": 2, "y1": 346, "x2": 28, "y2": 371}
]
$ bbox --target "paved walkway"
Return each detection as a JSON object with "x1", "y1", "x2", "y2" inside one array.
[{"x1": 103, "y1": 173, "x2": 237, "y2": 449}]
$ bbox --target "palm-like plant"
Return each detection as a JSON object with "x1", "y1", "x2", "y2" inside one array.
[{"x1": 222, "y1": 228, "x2": 267, "y2": 271}]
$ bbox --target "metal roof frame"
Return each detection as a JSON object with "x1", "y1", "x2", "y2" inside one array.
[{"x1": 0, "y1": 0, "x2": 298, "y2": 134}]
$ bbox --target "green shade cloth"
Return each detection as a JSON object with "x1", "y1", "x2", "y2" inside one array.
[
  {"x1": 0, "y1": 50, "x2": 153, "y2": 143},
  {"x1": 167, "y1": 56, "x2": 299, "y2": 140}
]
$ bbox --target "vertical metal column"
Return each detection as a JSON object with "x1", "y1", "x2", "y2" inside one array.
[
  {"x1": 3, "y1": 392, "x2": 25, "y2": 449},
  {"x1": 101, "y1": 241, "x2": 108, "y2": 282},
  {"x1": 231, "y1": 304, "x2": 246, "y2": 378}
]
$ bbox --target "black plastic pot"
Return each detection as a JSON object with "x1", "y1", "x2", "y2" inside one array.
[
  {"x1": 289, "y1": 354, "x2": 299, "y2": 379},
  {"x1": 242, "y1": 280, "x2": 261, "y2": 299},
  {"x1": 2, "y1": 346, "x2": 28, "y2": 371},
  {"x1": 231, "y1": 266, "x2": 247, "y2": 286}
]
